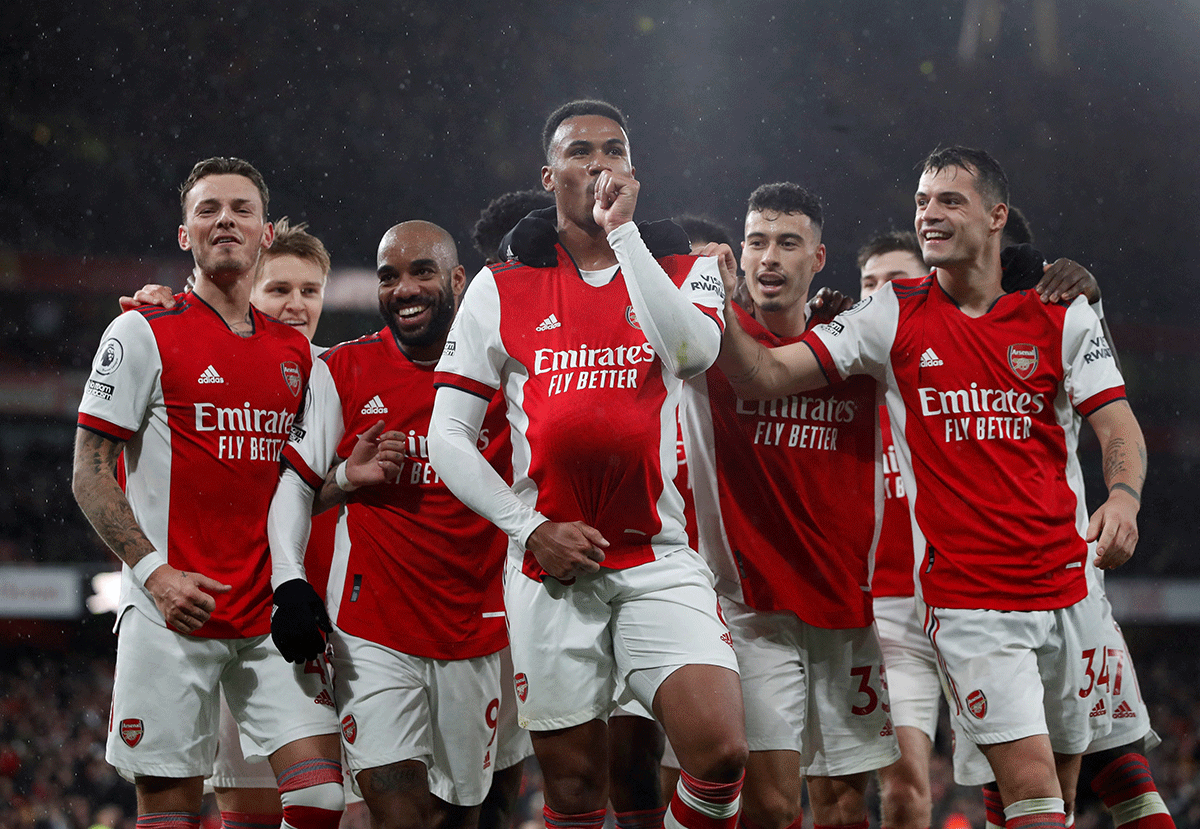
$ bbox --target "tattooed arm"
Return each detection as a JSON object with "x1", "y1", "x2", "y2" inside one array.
[
  {"x1": 1083, "y1": 400, "x2": 1147, "y2": 570},
  {"x1": 72, "y1": 428, "x2": 229, "y2": 632}
]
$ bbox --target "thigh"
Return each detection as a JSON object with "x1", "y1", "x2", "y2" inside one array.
[
  {"x1": 222, "y1": 635, "x2": 339, "y2": 762},
  {"x1": 721, "y1": 598, "x2": 807, "y2": 754},
  {"x1": 426, "y1": 654, "x2": 502, "y2": 807},
  {"x1": 505, "y1": 559, "x2": 616, "y2": 731},
  {"x1": 1039, "y1": 598, "x2": 1108, "y2": 756},
  {"x1": 329, "y1": 627, "x2": 435, "y2": 789},
  {"x1": 492, "y1": 645, "x2": 534, "y2": 770},
  {"x1": 799, "y1": 623, "x2": 899, "y2": 777},
  {"x1": 107, "y1": 607, "x2": 225, "y2": 780},
  {"x1": 611, "y1": 548, "x2": 740, "y2": 713},
  {"x1": 926, "y1": 606, "x2": 1051, "y2": 747},
  {"x1": 208, "y1": 686, "x2": 278, "y2": 790},
  {"x1": 875, "y1": 596, "x2": 942, "y2": 741}
]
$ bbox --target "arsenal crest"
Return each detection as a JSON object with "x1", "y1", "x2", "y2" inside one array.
[
  {"x1": 625, "y1": 306, "x2": 641, "y2": 330},
  {"x1": 341, "y1": 714, "x2": 357, "y2": 744},
  {"x1": 281, "y1": 362, "x2": 303, "y2": 396},
  {"x1": 514, "y1": 672, "x2": 529, "y2": 703},
  {"x1": 1007, "y1": 344, "x2": 1039, "y2": 380},
  {"x1": 966, "y1": 689, "x2": 988, "y2": 719},
  {"x1": 120, "y1": 718, "x2": 144, "y2": 747}
]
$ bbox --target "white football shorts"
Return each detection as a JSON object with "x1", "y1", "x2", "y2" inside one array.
[{"x1": 873, "y1": 594, "x2": 942, "y2": 741}]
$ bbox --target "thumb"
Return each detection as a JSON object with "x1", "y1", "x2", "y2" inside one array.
[
  {"x1": 119, "y1": 296, "x2": 138, "y2": 312},
  {"x1": 193, "y1": 573, "x2": 233, "y2": 594},
  {"x1": 1085, "y1": 506, "x2": 1103, "y2": 545},
  {"x1": 579, "y1": 523, "x2": 610, "y2": 549}
]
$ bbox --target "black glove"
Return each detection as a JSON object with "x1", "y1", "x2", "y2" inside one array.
[{"x1": 271, "y1": 578, "x2": 332, "y2": 664}]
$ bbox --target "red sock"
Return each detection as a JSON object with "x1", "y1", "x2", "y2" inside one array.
[
  {"x1": 666, "y1": 770, "x2": 743, "y2": 829},
  {"x1": 220, "y1": 813, "x2": 280, "y2": 829},
  {"x1": 544, "y1": 807, "x2": 607, "y2": 829},
  {"x1": 277, "y1": 758, "x2": 343, "y2": 829},
  {"x1": 137, "y1": 813, "x2": 201, "y2": 829},
  {"x1": 1091, "y1": 754, "x2": 1175, "y2": 829},
  {"x1": 615, "y1": 807, "x2": 668, "y2": 829},
  {"x1": 983, "y1": 786, "x2": 1006, "y2": 829}
]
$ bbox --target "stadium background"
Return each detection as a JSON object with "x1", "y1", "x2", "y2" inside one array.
[{"x1": 3, "y1": 2, "x2": 1198, "y2": 827}]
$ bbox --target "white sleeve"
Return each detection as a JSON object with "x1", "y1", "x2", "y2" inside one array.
[
  {"x1": 436, "y1": 266, "x2": 507, "y2": 389},
  {"x1": 1062, "y1": 296, "x2": 1124, "y2": 408},
  {"x1": 808, "y1": 285, "x2": 899, "y2": 382},
  {"x1": 428, "y1": 385, "x2": 548, "y2": 548},
  {"x1": 268, "y1": 466, "x2": 315, "y2": 589},
  {"x1": 78, "y1": 311, "x2": 160, "y2": 436},
  {"x1": 288, "y1": 356, "x2": 346, "y2": 481},
  {"x1": 608, "y1": 222, "x2": 723, "y2": 380}
]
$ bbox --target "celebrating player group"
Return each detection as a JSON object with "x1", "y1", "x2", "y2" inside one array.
[{"x1": 73, "y1": 99, "x2": 1172, "y2": 829}]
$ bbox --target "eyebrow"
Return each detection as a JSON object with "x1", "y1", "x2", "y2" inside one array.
[
  {"x1": 194, "y1": 197, "x2": 256, "y2": 210},
  {"x1": 746, "y1": 231, "x2": 805, "y2": 242},
  {"x1": 564, "y1": 137, "x2": 627, "y2": 152}
]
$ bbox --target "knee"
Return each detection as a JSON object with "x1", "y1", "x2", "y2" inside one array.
[
  {"x1": 696, "y1": 734, "x2": 749, "y2": 783},
  {"x1": 878, "y1": 764, "x2": 932, "y2": 819}
]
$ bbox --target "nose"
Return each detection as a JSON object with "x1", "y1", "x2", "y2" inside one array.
[
  {"x1": 760, "y1": 241, "x2": 780, "y2": 266},
  {"x1": 585, "y1": 153, "x2": 610, "y2": 175},
  {"x1": 282, "y1": 289, "x2": 304, "y2": 311}
]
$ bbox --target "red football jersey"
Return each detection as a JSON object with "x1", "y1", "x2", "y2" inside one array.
[
  {"x1": 78, "y1": 294, "x2": 312, "y2": 637},
  {"x1": 871, "y1": 405, "x2": 916, "y2": 598},
  {"x1": 685, "y1": 305, "x2": 878, "y2": 628},
  {"x1": 808, "y1": 277, "x2": 1125, "y2": 611},
  {"x1": 283, "y1": 328, "x2": 509, "y2": 660},
  {"x1": 434, "y1": 244, "x2": 724, "y2": 580}
]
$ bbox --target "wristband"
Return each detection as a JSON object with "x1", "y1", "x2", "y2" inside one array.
[
  {"x1": 335, "y1": 462, "x2": 357, "y2": 492},
  {"x1": 131, "y1": 551, "x2": 167, "y2": 588}
]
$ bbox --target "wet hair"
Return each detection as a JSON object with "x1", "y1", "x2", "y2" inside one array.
[
  {"x1": 255, "y1": 217, "x2": 331, "y2": 284},
  {"x1": 673, "y1": 215, "x2": 735, "y2": 250},
  {"x1": 1002, "y1": 205, "x2": 1035, "y2": 247},
  {"x1": 746, "y1": 183, "x2": 823, "y2": 230},
  {"x1": 472, "y1": 190, "x2": 555, "y2": 260},
  {"x1": 920, "y1": 146, "x2": 1009, "y2": 207},
  {"x1": 856, "y1": 230, "x2": 924, "y2": 270},
  {"x1": 179, "y1": 157, "x2": 269, "y2": 220},
  {"x1": 542, "y1": 99, "x2": 628, "y2": 160}
]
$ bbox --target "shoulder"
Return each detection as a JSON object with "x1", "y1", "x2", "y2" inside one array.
[{"x1": 321, "y1": 331, "x2": 386, "y2": 366}]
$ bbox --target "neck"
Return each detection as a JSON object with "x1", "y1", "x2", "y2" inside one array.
[
  {"x1": 192, "y1": 269, "x2": 255, "y2": 332},
  {"x1": 557, "y1": 213, "x2": 618, "y2": 271},
  {"x1": 935, "y1": 257, "x2": 1004, "y2": 317},
  {"x1": 390, "y1": 327, "x2": 445, "y2": 364},
  {"x1": 754, "y1": 294, "x2": 810, "y2": 340}
]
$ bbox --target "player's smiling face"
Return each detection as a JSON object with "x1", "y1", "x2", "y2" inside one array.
[
  {"x1": 542, "y1": 115, "x2": 633, "y2": 229},
  {"x1": 740, "y1": 209, "x2": 826, "y2": 314},
  {"x1": 915, "y1": 165, "x2": 1006, "y2": 270},
  {"x1": 251, "y1": 254, "x2": 326, "y2": 341},
  {"x1": 178, "y1": 174, "x2": 272, "y2": 278},
  {"x1": 376, "y1": 226, "x2": 466, "y2": 360}
]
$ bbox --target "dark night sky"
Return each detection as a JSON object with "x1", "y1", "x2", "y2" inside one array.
[{"x1": 5, "y1": 0, "x2": 1200, "y2": 315}]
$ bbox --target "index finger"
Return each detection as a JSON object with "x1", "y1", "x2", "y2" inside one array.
[{"x1": 357, "y1": 420, "x2": 387, "y2": 443}]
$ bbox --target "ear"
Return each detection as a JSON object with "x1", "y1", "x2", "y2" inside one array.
[
  {"x1": 451, "y1": 264, "x2": 467, "y2": 298},
  {"x1": 541, "y1": 165, "x2": 554, "y2": 192},
  {"x1": 990, "y1": 202, "x2": 1008, "y2": 234},
  {"x1": 261, "y1": 221, "x2": 275, "y2": 249},
  {"x1": 178, "y1": 225, "x2": 190, "y2": 251},
  {"x1": 813, "y1": 243, "x2": 828, "y2": 274}
]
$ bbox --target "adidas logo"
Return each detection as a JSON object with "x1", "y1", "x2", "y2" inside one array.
[
  {"x1": 1090, "y1": 699, "x2": 1107, "y2": 718},
  {"x1": 1113, "y1": 700, "x2": 1137, "y2": 719},
  {"x1": 198, "y1": 365, "x2": 225, "y2": 384},
  {"x1": 361, "y1": 395, "x2": 388, "y2": 415},
  {"x1": 313, "y1": 689, "x2": 335, "y2": 708},
  {"x1": 919, "y1": 348, "x2": 944, "y2": 367},
  {"x1": 880, "y1": 720, "x2": 894, "y2": 737},
  {"x1": 536, "y1": 314, "x2": 562, "y2": 331}
]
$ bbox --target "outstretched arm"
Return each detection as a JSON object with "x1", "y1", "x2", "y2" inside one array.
[
  {"x1": 700, "y1": 242, "x2": 830, "y2": 400},
  {"x1": 72, "y1": 429, "x2": 229, "y2": 632},
  {"x1": 1084, "y1": 400, "x2": 1147, "y2": 569}
]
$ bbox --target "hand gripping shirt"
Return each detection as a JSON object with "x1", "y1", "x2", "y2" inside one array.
[
  {"x1": 684, "y1": 304, "x2": 879, "y2": 629},
  {"x1": 281, "y1": 328, "x2": 510, "y2": 659},
  {"x1": 806, "y1": 276, "x2": 1125, "y2": 611},
  {"x1": 77, "y1": 294, "x2": 313, "y2": 637},
  {"x1": 433, "y1": 232, "x2": 724, "y2": 579}
]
